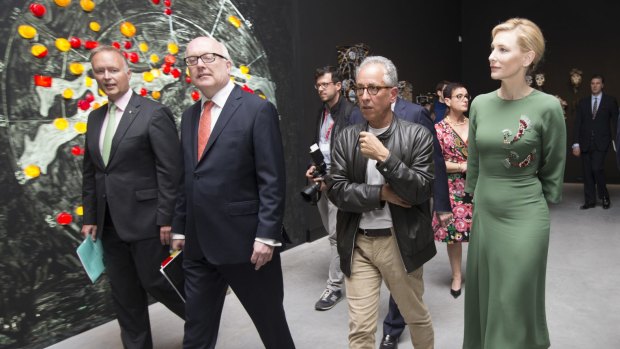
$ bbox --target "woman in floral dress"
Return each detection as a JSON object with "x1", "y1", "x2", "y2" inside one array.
[{"x1": 432, "y1": 82, "x2": 472, "y2": 298}]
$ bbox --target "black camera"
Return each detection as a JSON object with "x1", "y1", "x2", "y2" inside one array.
[{"x1": 300, "y1": 144, "x2": 327, "y2": 203}]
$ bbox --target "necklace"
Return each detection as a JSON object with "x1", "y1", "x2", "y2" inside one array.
[{"x1": 446, "y1": 117, "x2": 466, "y2": 126}]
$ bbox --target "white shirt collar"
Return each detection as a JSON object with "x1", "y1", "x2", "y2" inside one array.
[
  {"x1": 200, "y1": 80, "x2": 235, "y2": 108},
  {"x1": 110, "y1": 89, "x2": 133, "y2": 111}
]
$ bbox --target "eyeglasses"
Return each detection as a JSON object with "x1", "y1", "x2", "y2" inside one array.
[
  {"x1": 353, "y1": 85, "x2": 392, "y2": 96},
  {"x1": 448, "y1": 94, "x2": 470, "y2": 100},
  {"x1": 184, "y1": 52, "x2": 227, "y2": 66},
  {"x1": 314, "y1": 82, "x2": 335, "y2": 90}
]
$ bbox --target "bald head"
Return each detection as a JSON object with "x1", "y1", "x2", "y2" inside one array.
[
  {"x1": 186, "y1": 37, "x2": 231, "y2": 62},
  {"x1": 185, "y1": 36, "x2": 233, "y2": 98}
]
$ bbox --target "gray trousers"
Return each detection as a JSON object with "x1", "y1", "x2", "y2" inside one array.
[{"x1": 317, "y1": 193, "x2": 344, "y2": 291}]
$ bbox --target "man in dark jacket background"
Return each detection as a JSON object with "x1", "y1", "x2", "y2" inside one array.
[
  {"x1": 305, "y1": 66, "x2": 363, "y2": 311},
  {"x1": 326, "y1": 56, "x2": 435, "y2": 349}
]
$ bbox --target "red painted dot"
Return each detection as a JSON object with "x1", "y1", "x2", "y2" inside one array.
[
  {"x1": 164, "y1": 54, "x2": 176, "y2": 65},
  {"x1": 152, "y1": 0, "x2": 160, "y2": 4},
  {"x1": 185, "y1": 76, "x2": 192, "y2": 83},
  {"x1": 84, "y1": 92, "x2": 94, "y2": 102},
  {"x1": 164, "y1": 0, "x2": 171, "y2": 7},
  {"x1": 84, "y1": 40, "x2": 99, "y2": 50},
  {"x1": 56, "y1": 212, "x2": 73, "y2": 225},
  {"x1": 191, "y1": 90, "x2": 200, "y2": 101},
  {"x1": 124, "y1": 41, "x2": 132, "y2": 49},
  {"x1": 77, "y1": 99, "x2": 91, "y2": 111},
  {"x1": 71, "y1": 145, "x2": 84, "y2": 156},
  {"x1": 69, "y1": 36, "x2": 81, "y2": 49},
  {"x1": 171, "y1": 68, "x2": 180, "y2": 78},
  {"x1": 164, "y1": 8, "x2": 172, "y2": 15},
  {"x1": 129, "y1": 52, "x2": 139, "y2": 63},
  {"x1": 140, "y1": 88, "x2": 148, "y2": 96},
  {"x1": 162, "y1": 65, "x2": 171, "y2": 74},
  {"x1": 29, "y1": 3, "x2": 46, "y2": 18},
  {"x1": 112, "y1": 41, "x2": 121, "y2": 49}
]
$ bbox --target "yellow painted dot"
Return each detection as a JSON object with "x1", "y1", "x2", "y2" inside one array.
[
  {"x1": 185, "y1": 67, "x2": 190, "y2": 76},
  {"x1": 167, "y1": 42, "x2": 179, "y2": 55},
  {"x1": 120, "y1": 22, "x2": 136, "y2": 38},
  {"x1": 240, "y1": 65, "x2": 250, "y2": 74},
  {"x1": 85, "y1": 76, "x2": 93, "y2": 87},
  {"x1": 227, "y1": 15, "x2": 241, "y2": 28},
  {"x1": 80, "y1": 0, "x2": 95, "y2": 12},
  {"x1": 31, "y1": 44, "x2": 47, "y2": 58},
  {"x1": 18, "y1": 25, "x2": 37, "y2": 39},
  {"x1": 54, "y1": 0, "x2": 71, "y2": 7},
  {"x1": 258, "y1": 94, "x2": 266, "y2": 99},
  {"x1": 98, "y1": 88, "x2": 106, "y2": 96},
  {"x1": 149, "y1": 54, "x2": 160, "y2": 63},
  {"x1": 150, "y1": 68, "x2": 161, "y2": 78},
  {"x1": 89, "y1": 21, "x2": 100, "y2": 32},
  {"x1": 139, "y1": 42, "x2": 149, "y2": 52},
  {"x1": 151, "y1": 91, "x2": 161, "y2": 99},
  {"x1": 229, "y1": 76, "x2": 235, "y2": 81},
  {"x1": 92, "y1": 102, "x2": 101, "y2": 109},
  {"x1": 74, "y1": 122, "x2": 87, "y2": 134},
  {"x1": 142, "y1": 71, "x2": 154, "y2": 82},
  {"x1": 53, "y1": 117, "x2": 69, "y2": 130},
  {"x1": 62, "y1": 88, "x2": 74, "y2": 99},
  {"x1": 69, "y1": 62, "x2": 84, "y2": 75},
  {"x1": 55, "y1": 38, "x2": 71, "y2": 52},
  {"x1": 24, "y1": 164, "x2": 41, "y2": 178},
  {"x1": 75, "y1": 206, "x2": 84, "y2": 216}
]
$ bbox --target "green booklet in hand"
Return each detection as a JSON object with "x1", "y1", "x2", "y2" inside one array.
[{"x1": 77, "y1": 237, "x2": 105, "y2": 283}]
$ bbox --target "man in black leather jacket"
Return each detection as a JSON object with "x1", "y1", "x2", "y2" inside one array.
[{"x1": 325, "y1": 56, "x2": 435, "y2": 349}]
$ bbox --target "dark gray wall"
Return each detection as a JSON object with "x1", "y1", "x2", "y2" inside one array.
[
  {"x1": 294, "y1": 0, "x2": 462, "y2": 238},
  {"x1": 461, "y1": 0, "x2": 620, "y2": 183}
]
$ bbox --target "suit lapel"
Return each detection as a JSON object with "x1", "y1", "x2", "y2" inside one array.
[
  {"x1": 188, "y1": 101, "x2": 202, "y2": 167},
  {"x1": 197, "y1": 86, "x2": 243, "y2": 165},
  {"x1": 108, "y1": 94, "x2": 140, "y2": 165},
  {"x1": 89, "y1": 106, "x2": 107, "y2": 168}
]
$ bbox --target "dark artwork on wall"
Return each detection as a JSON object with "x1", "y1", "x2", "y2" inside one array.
[{"x1": 0, "y1": 1, "x2": 280, "y2": 348}]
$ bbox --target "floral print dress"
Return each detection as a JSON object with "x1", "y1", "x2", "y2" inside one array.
[{"x1": 432, "y1": 119, "x2": 472, "y2": 243}]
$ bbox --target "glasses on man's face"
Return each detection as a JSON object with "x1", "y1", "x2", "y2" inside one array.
[
  {"x1": 449, "y1": 94, "x2": 470, "y2": 101},
  {"x1": 314, "y1": 82, "x2": 335, "y2": 90},
  {"x1": 353, "y1": 85, "x2": 392, "y2": 96},
  {"x1": 184, "y1": 52, "x2": 227, "y2": 66}
]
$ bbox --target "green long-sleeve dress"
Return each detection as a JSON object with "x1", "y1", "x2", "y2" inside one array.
[{"x1": 463, "y1": 89, "x2": 566, "y2": 349}]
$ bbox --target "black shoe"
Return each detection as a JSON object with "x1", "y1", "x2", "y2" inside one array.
[
  {"x1": 602, "y1": 197, "x2": 610, "y2": 209},
  {"x1": 379, "y1": 335, "x2": 398, "y2": 349},
  {"x1": 450, "y1": 288, "x2": 462, "y2": 298},
  {"x1": 314, "y1": 289, "x2": 342, "y2": 311},
  {"x1": 580, "y1": 202, "x2": 596, "y2": 209}
]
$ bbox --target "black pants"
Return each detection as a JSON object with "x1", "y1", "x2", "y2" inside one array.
[
  {"x1": 182, "y1": 253, "x2": 295, "y2": 349},
  {"x1": 581, "y1": 148, "x2": 609, "y2": 204},
  {"x1": 101, "y1": 211, "x2": 185, "y2": 349},
  {"x1": 383, "y1": 295, "x2": 405, "y2": 338}
]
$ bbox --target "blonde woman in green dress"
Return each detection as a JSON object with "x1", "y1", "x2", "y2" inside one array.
[{"x1": 463, "y1": 18, "x2": 566, "y2": 349}]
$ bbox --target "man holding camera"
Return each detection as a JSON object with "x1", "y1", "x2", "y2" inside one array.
[{"x1": 305, "y1": 66, "x2": 362, "y2": 311}]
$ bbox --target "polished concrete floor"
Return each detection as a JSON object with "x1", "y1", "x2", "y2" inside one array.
[{"x1": 47, "y1": 184, "x2": 620, "y2": 349}]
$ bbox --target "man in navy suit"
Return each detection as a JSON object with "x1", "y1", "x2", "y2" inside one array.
[
  {"x1": 81, "y1": 45, "x2": 185, "y2": 349},
  {"x1": 171, "y1": 37, "x2": 295, "y2": 349},
  {"x1": 353, "y1": 96, "x2": 452, "y2": 349},
  {"x1": 572, "y1": 74, "x2": 619, "y2": 209}
]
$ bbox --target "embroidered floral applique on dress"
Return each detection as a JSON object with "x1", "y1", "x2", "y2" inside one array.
[{"x1": 501, "y1": 116, "x2": 536, "y2": 168}]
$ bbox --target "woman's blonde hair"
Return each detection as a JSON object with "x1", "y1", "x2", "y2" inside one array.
[{"x1": 492, "y1": 18, "x2": 545, "y2": 73}]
